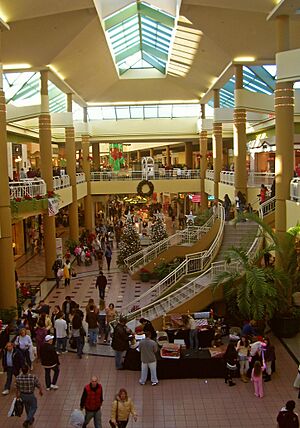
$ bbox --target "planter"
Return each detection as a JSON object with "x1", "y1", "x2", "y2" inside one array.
[
  {"x1": 270, "y1": 316, "x2": 300, "y2": 338},
  {"x1": 10, "y1": 198, "x2": 48, "y2": 217}
]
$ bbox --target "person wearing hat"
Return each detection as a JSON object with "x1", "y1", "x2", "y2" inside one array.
[{"x1": 40, "y1": 335, "x2": 60, "y2": 391}]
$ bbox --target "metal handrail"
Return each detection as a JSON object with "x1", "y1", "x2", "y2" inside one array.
[
  {"x1": 205, "y1": 170, "x2": 214, "y2": 180},
  {"x1": 125, "y1": 199, "x2": 276, "y2": 321},
  {"x1": 220, "y1": 170, "x2": 275, "y2": 187},
  {"x1": 125, "y1": 212, "x2": 218, "y2": 274},
  {"x1": 290, "y1": 177, "x2": 300, "y2": 202},
  {"x1": 53, "y1": 175, "x2": 70, "y2": 190},
  {"x1": 123, "y1": 203, "x2": 225, "y2": 314},
  {"x1": 90, "y1": 169, "x2": 200, "y2": 181},
  {"x1": 76, "y1": 172, "x2": 86, "y2": 183}
]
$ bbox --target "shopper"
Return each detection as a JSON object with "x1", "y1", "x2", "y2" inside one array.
[
  {"x1": 104, "y1": 303, "x2": 117, "y2": 344},
  {"x1": 16, "y1": 365, "x2": 43, "y2": 428},
  {"x1": 95, "y1": 271, "x2": 107, "y2": 301},
  {"x1": 62, "y1": 296, "x2": 77, "y2": 325},
  {"x1": 293, "y1": 363, "x2": 300, "y2": 398},
  {"x1": 111, "y1": 316, "x2": 132, "y2": 369},
  {"x1": 263, "y1": 337, "x2": 275, "y2": 382},
  {"x1": 224, "y1": 341, "x2": 238, "y2": 387},
  {"x1": 223, "y1": 194, "x2": 231, "y2": 221},
  {"x1": 40, "y1": 335, "x2": 60, "y2": 391},
  {"x1": 111, "y1": 388, "x2": 137, "y2": 428},
  {"x1": 251, "y1": 360, "x2": 264, "y2": 398},
  {"x1": 86, "y1": 305, "x2": 99, "y2": 346},
  {"x1": 105, "y1": 245, "x2": 112, "y2": 271},
  {"x1": 71, "y1": 308, "x2": 85, "y2": 359},
  {"x1": 34, "y1": 319, "x2": 48, "y2": 359},
  {"x1": 2, "y1": 342, "x2": 24, "y2": 395},
  {"x1": 236, "y1": 336, "x2": 250, "y2": 382},
  {"x1": 80, "y1": 375, "x2": 103, "y2": 428},
  {"x1": 139, "y1": 318, "x2": 157, "y2": 341},
  {"x1": 63, "y1": 259, "x2": 71, "y2": 287},
  {"x1": 138, "y1": 330, "x2": 159, "y2": 386},
  {"x1": 15, "y1": 328, "x2": 34, "y2": 369},
  {"x1": 277, "y1": 400, "x2": 299, "y2": 428},
  {"x1": 54, "y1": 312, "x2": 68, "y2": 354}
]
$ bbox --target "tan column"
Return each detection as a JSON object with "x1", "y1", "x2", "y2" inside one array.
[
  {"x1": 213, "y1": 89, "x2": 222, "y2": 200},
  {"x1": 166, "y1": 145, "x2": 171, "y2": 166},
  {"x1": 82, "y1": 135, "x2": 93, "y2": 231},
  {"x1": 233, "y1": 65, "x2": 247, "y2": 197},
  {"x1": 185, "y1": 142, "x2": 193, "y2": 169},
  {"x1": 275, "y1": 15, "x2": 294, "y2": 236},
  {"x1": 137, "y1": 150, "x2": 141, "y2": 162},
  {"x1": 65, "y1": 94, "x2": 79, "y2": 240},
  {"x1": 150, "y1": 148, "x2": 154, "y2": 158},
  {"x1": 92, "y1": 143, "x2": 100, "y2": 171},
  {"x1": 200, "y1": 131, "x2": 208, "y2": 210},
  {"x1": 0, "y1": 66, "x2": 17, "y2": 307},
  {"x1": 40, "y1": 70, "x2": 56, "y2": 279}
]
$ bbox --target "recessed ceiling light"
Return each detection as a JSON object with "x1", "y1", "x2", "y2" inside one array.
[
  {"x1": 3, "y1": 63, "x2": 31, "y2": 70},
  {"x1": 234, "y1": 56, "x2": 256, "y2": 62}
]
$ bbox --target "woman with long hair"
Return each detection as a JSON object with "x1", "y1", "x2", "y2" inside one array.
[
  {"x1": 251, "y1": 360, "x2": 264, "y2": 398},
  {"x1": 224, "y1": 341, "x2": 238, "y2": 387},
  {"x1": 110, "y1": 388, "x2": 137, "y2": 428},
  {"x1": 236, "y1": 335, "x2": 250, "y2": 382}
]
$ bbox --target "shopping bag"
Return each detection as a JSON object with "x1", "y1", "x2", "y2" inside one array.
[
  {"x1": 70, "y1": 409, "x2": 84, "y2": 427},
  {"x1": 8, "y1": 398, "x2": 24, "y2": 417}
]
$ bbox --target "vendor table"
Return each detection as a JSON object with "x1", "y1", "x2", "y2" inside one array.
[
  {"x1": 165, "y1": 328, "x2": 215, "y2": 348},
  {"x1": 123, "y1": 348, "x2": 225, "y2": 379}
]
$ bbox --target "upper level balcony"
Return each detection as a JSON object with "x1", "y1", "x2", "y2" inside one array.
[{"x1": 90, "y1": 169, "x2": 200, "y2": 181}]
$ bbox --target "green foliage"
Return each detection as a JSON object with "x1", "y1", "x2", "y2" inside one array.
[
  {"x1": 65, "y1": 238, "x2": 79, "y2": 254},
  {"x1": 0, "y1": 307, "x2": 17, "y2": 323},
  {"x1": 194, "y1": 209, "x2": 211, "y2": 226},
  {"x1": 117, "y1": 221, "x2": 142, "y2": 267},
  {"x1": 152, "y1": 258, "x2": 184, "y2": 280},
  {"x1": 150, "y1": 217, "x2": 168, "y2": 244}
]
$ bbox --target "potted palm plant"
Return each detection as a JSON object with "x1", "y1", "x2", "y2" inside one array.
[{"x1": 213, "y1": 213, "x2": 300, "y2": 337}]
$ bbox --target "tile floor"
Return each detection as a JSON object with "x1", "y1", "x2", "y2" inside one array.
[{"x1": 1, "y1": 234, "x2": 300, "y2": 427}]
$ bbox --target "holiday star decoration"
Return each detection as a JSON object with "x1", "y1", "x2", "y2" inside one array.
[{"x1": 185, "y1": 211, "x2": 197, "y2": 224}]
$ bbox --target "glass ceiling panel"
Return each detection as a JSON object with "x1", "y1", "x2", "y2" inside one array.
[
  {"x1": 103, "y1": 1, "x2": 176, "y2": 76},
  {"x1": 208, "y1": 66, "x2": 275, "y2": 108}
]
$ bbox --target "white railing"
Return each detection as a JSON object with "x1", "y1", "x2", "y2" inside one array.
[
  {"x1": 125, "y1": 198, "x2": 276, "y2": 322},
  {"x1": 122, "y1": 203, "x2": 225, "y2": 314},
  {"x1": 53, "y1": 175, "x2": 70, "y2": 190},
  {"x1": 220, "y1": 171, "x2": 275, "y2": 187},
  {"x1": 248, "y1": 172, "x2": 275, "y2": 187},
  {"x1": 90, "y1": 169, "x2": 200, "y2": 181},
  {"x1": 290, "y1": 177, "x2": 300, "y2": 202},
  {"x1": 76, "y1": 172, "x2": 86, "y2": 183},
  {"x1": 9, "y1": 179, "x2": 47, "y2": 199},
  {"x1": 125, "y1": 213, "x2": 217, "y2": 274},
  {"x1": 205, "y1": 169, "x2": 214, "y2": 180},
  {"x1": 220, "y1": 171, "x2": 235, "y2": 185}
]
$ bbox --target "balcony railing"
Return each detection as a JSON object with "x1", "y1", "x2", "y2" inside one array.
[
  {"x1": 76, "y1": 172, "x2": 86, "y2": 184},
  {"x1": 290, "y1": 177, "x2": 300, "y2": 201},
  {"x1": 220, "y1": 171, "x2": 275, "y2": 187},
  {"x1": 90, "y1": 169, "x2": 200, "y2": 181},
  {"x1": 53, "y1": 175, "x2": 70, "y2": 190},
  {"x1": 205, "y1": 169, "x2": 214, "y2": 180},
  {"x1": 10, "y1": 179, "x2": 47, "y2": 199}
]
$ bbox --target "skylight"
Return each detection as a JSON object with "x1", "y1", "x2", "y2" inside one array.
[{"x1": 103, "y1": 1, "x2": 176, "y2": 77}]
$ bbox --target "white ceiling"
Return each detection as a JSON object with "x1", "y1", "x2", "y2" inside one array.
[{"x1": 1, "y1": 0, "x2": 300, "y2": 104}]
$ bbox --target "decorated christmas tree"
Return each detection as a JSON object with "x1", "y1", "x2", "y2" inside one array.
[
  {"x1": 117, "y1": 215, "x2": 142, "y2": 267},
  {"x1": 150, "y1": 213, "x2": 168, "y2": 244}
]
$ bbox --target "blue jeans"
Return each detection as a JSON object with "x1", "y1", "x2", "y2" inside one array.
[
  {"x1": 83, "y1": 409, "x2": 102, "y2": 428},
  {"x1": 114, "y1": 350, "x2": 125, "y2": 369},
  {"x1": 56, "y1": 337, "x2": 67, "y2": 353},
  {"x1": 4, "y1": 366, "x2": 13, "y2": 390},
  {"x1": 20, "y1": 392, "x2": 37, "y2": 423},
  {"x1": 88, "y1": 329, "x2": 98, "y2": 346},
  {"x1": 45, "y1": 365, "x2": 60, "y2": 388},
  {"x1": 189, "y1": 329, "x2": 199, "y2": 350}
]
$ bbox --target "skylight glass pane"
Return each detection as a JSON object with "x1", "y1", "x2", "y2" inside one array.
[
  {"x1": 87, "y1": 107, "x2": 103, "y2": 120},
  {"x1": 263, "y1": 65, "x2": 276, "y2": 77},
  {"x1": 116, "y1": 106, "x2": 130, "y2": 119},
  {"x1": 158, "y1": 105, "x2": 172, "y2": 117},
  {"x1": 172, "y1": 104, "x2": 200, "y2": 117},
  {"x1": 144, "y1": 105, "x2": 158, "y2": 118},
  {"x1": 102, "y1": 107, "x2": 116, "y2": 120},
  {"x1": 130, "y1": 106, "x2": 144, "y2": 118}
]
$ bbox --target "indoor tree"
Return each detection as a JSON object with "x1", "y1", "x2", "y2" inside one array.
[
  {"x1": 117, "y1": 218, "x2": 142, "y2": 268},
  {"x1": 150, "y1": 214, "x2": 168, "y2": 244}
]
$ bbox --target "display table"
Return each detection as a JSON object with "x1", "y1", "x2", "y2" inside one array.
[
  {"x1": 165, "y1": 328, "x2": 215, "y2": 348},
  {"x1": 123, "y1": 348, "x2": 225, "y2": 379}
]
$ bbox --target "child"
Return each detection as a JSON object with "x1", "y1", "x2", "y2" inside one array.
[{"x1": 251, "y1": 360, "x2": 264, "y2": 398}]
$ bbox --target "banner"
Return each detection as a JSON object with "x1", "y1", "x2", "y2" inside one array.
[
  {"x1": 109, "y1": 143, "x2": 125, "y2": 171},
  {"x1": 48, "y1": 198, "x2": 59, "y2": 216}
]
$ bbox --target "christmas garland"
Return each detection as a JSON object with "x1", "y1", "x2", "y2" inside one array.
[{"x1": 137, "y1": 180, "x2": 154, "y2": 197}]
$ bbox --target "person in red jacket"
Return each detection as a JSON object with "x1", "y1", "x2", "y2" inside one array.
[{"x1": 80, "y1": 376, "x2": 103, "y2": 428}]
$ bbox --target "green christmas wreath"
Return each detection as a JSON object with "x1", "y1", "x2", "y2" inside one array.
[{"x1": 137, "y1": 180, "x2": 154, "y2": 197}]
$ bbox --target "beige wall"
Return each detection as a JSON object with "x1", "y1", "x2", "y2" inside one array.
[
  {"x1": 57, "y1": 187, "x2": 73, "y2": 209},
  {"x1": 204, "y1": 179, "x2": 214, "y2": 197},
  {"x1": 76, "y1": 182, "x2": 88, "y2": 200},
  {"x1": 286, "y1": 200, "x2": 300, "y2": 229}
]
